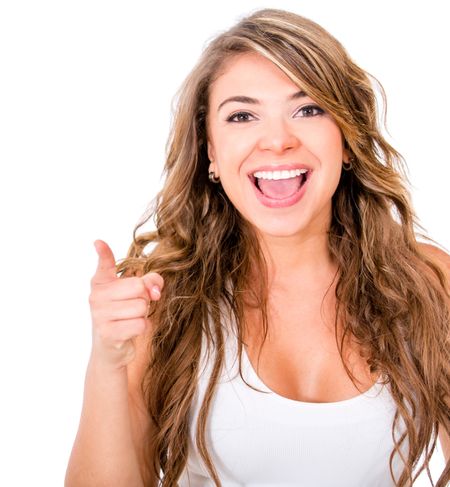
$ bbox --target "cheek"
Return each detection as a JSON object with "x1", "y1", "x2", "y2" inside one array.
[
  {"x1": 215, "y1": 134, "x2": 254, "y2": 174},
  {"x1": 309, "y1": 124, "x2": 343, "y2": 169}
]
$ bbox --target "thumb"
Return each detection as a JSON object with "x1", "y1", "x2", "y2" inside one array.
[
  {"x1": 142, "y1": 272, "x2": 164, "y2": 300},
  {"x1": 92, "y1": 239, "x2": 118, "y2": 285}
]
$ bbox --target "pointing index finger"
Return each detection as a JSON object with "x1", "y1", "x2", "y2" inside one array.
[{"x1": 92, "y1": 239, "x2": 118, "y2": 284}]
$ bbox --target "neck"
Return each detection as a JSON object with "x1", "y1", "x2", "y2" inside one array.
[
  {"x1": 243, "y1": 230, "x2": 342, "y2": 341},
  {"x1": 258, "y1": 231, "x2": 339, "y2": 294}
]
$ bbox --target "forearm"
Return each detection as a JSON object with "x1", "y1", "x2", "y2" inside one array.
[{"x1": 65, "y1": 356, "x2": 144, "y2": 487}]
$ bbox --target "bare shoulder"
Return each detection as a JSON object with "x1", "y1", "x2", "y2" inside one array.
[
  {"x1": 416, "y1": 240, "x2": 450, "y2": 310},
  {"x1": 417, "y1": 242, "x2": 450, "y2": 269},
  {"x1": 417, "y1": 242, "x2": 450, "y2": 289}
]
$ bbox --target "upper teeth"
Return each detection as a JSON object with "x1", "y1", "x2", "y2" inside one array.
[{"x1": 253, "y1": 169, "x2": 308, "y2": 180}]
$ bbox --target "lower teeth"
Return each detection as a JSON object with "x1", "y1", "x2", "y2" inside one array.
[{"x1": 256, "y1": 174, "x2": 306, "y2": 198}]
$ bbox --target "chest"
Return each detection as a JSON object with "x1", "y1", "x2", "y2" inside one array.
[{"x1": 242, "y1": 297, "x2": 378, "y2": 403}]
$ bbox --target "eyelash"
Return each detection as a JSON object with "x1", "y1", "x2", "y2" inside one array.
[{"x1": 226, "y1": 104, "x2": 325, "y2": 123}]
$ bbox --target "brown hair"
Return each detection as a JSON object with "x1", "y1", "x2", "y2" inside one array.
[{"x1": 116, "y1": 8, "x2": 450, "y2": 486}]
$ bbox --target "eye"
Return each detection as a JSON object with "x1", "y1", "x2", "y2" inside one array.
[
  {"x1": 296, "y1": 104, "x2": 325, "y2": 117},
  {"x1": 226, "y1": 111, "x2": 255, "y2": 123},
  {"x1": 225, "y1": 105, "x2": 325, "y2": 123}
]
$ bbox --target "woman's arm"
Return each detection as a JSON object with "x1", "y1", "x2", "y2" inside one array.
[
  {"x1": 64, "y1": 356, "x2": 146, "y2": 486},
  {"x1": 65, "y1": 247, "x2": 160, "y2": 486}
]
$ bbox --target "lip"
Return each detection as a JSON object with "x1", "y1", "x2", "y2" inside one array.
[
  {"x1": 249, "y1": 170, "x2": 312, "y2": 208},
  {"x1": 247, "y1": 163, "x2": 313, "y2": 176}
]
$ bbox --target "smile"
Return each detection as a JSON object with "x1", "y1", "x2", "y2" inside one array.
[
  {"x1": 253, "y1": 168, "x2": 308, "y2": 180},
  {"x1": 248, "y1": 170, "x2": 312, "y2": 208}
]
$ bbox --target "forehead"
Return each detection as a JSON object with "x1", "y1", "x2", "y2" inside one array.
[{"x1": 209, "y1": 52, "x2": 303, "y2": 105}]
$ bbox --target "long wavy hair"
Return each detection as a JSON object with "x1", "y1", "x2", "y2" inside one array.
[{"x1": 115, "y1": 8, "x2": 450, "y2": 486}]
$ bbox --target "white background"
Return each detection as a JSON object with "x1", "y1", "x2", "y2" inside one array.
[{"x1": 1, "y1": 1, "x2": 448, "y2": 485}]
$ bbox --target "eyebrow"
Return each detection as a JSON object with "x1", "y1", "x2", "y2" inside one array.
[{"x1": 217, "y1": 90, "x2": 308, "y2": 113}]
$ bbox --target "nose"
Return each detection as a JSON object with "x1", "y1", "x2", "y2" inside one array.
[{"x1": 257, "y1": 117, "x2": 300, "y2": 154}]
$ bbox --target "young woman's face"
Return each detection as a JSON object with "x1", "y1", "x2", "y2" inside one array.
[{"x1": 206, "y1": 52, "x2": 349, "y2": 241}]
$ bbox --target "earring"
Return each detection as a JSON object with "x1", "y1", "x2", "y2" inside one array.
[
  {"x1": 208, "y1": 171, "x2": 220, "y2": 183},
  {"x1": 343, "y1": 156, "x2": 355, "y2": 171}
]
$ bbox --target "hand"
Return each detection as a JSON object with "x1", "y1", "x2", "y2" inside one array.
[{"x1": 88, "y1": 239, "x2": 164, "y2": 370}]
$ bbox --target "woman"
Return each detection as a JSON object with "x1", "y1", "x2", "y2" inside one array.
[{"x1": 65, "y1": 8, "x2": 450, "y2": 487}]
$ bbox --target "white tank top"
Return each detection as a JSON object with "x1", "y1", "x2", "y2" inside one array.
[{"x1": 178, "y1": 307, "x2": 412, "y2": 486}]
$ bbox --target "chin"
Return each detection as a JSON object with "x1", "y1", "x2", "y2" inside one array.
[{"x1": 253, "y1": 221, "x2": 310, "y2": 240}]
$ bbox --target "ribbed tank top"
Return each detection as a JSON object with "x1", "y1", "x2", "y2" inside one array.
[{"x1": 178, "y1": 307, "x2": 412, "y2": 486}]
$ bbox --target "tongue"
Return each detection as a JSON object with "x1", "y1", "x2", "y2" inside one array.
[{"x1": 258, "y1": 176, "x2": 302, "y2": 200}]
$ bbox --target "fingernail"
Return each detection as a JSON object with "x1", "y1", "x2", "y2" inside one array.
[{"x1": 152, "y1": 285, "x2": 161, "y2": 298}]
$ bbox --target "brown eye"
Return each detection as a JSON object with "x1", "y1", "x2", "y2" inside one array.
[
  {"x1": 297, "y1": 105, "x2": 324, "y2": 117},
  {"x1": 227, "y1": 111, "x2": 255, "y2": 123}
]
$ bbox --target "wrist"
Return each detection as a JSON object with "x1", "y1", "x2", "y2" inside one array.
[{"x1": 88, "y1": 351, "x2": 129, "y2": 376}]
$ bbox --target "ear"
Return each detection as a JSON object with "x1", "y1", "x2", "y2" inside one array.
[
  {"x1": 207, "y1": 140, "x2": 215, "y2": 162},
  {"x1": 342, "y1": 138, "x2": 352, "y2": 163},
  {"x1": 207, "y1": 140, "x2": 219, "y2": 176},
  {"x1": 343, "y1": 148, "x2": 351, "y2": 163}
]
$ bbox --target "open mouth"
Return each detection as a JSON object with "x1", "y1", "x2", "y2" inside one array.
[{"x1": 249, "y1": 170, "x2": 310, "y2": 200}]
